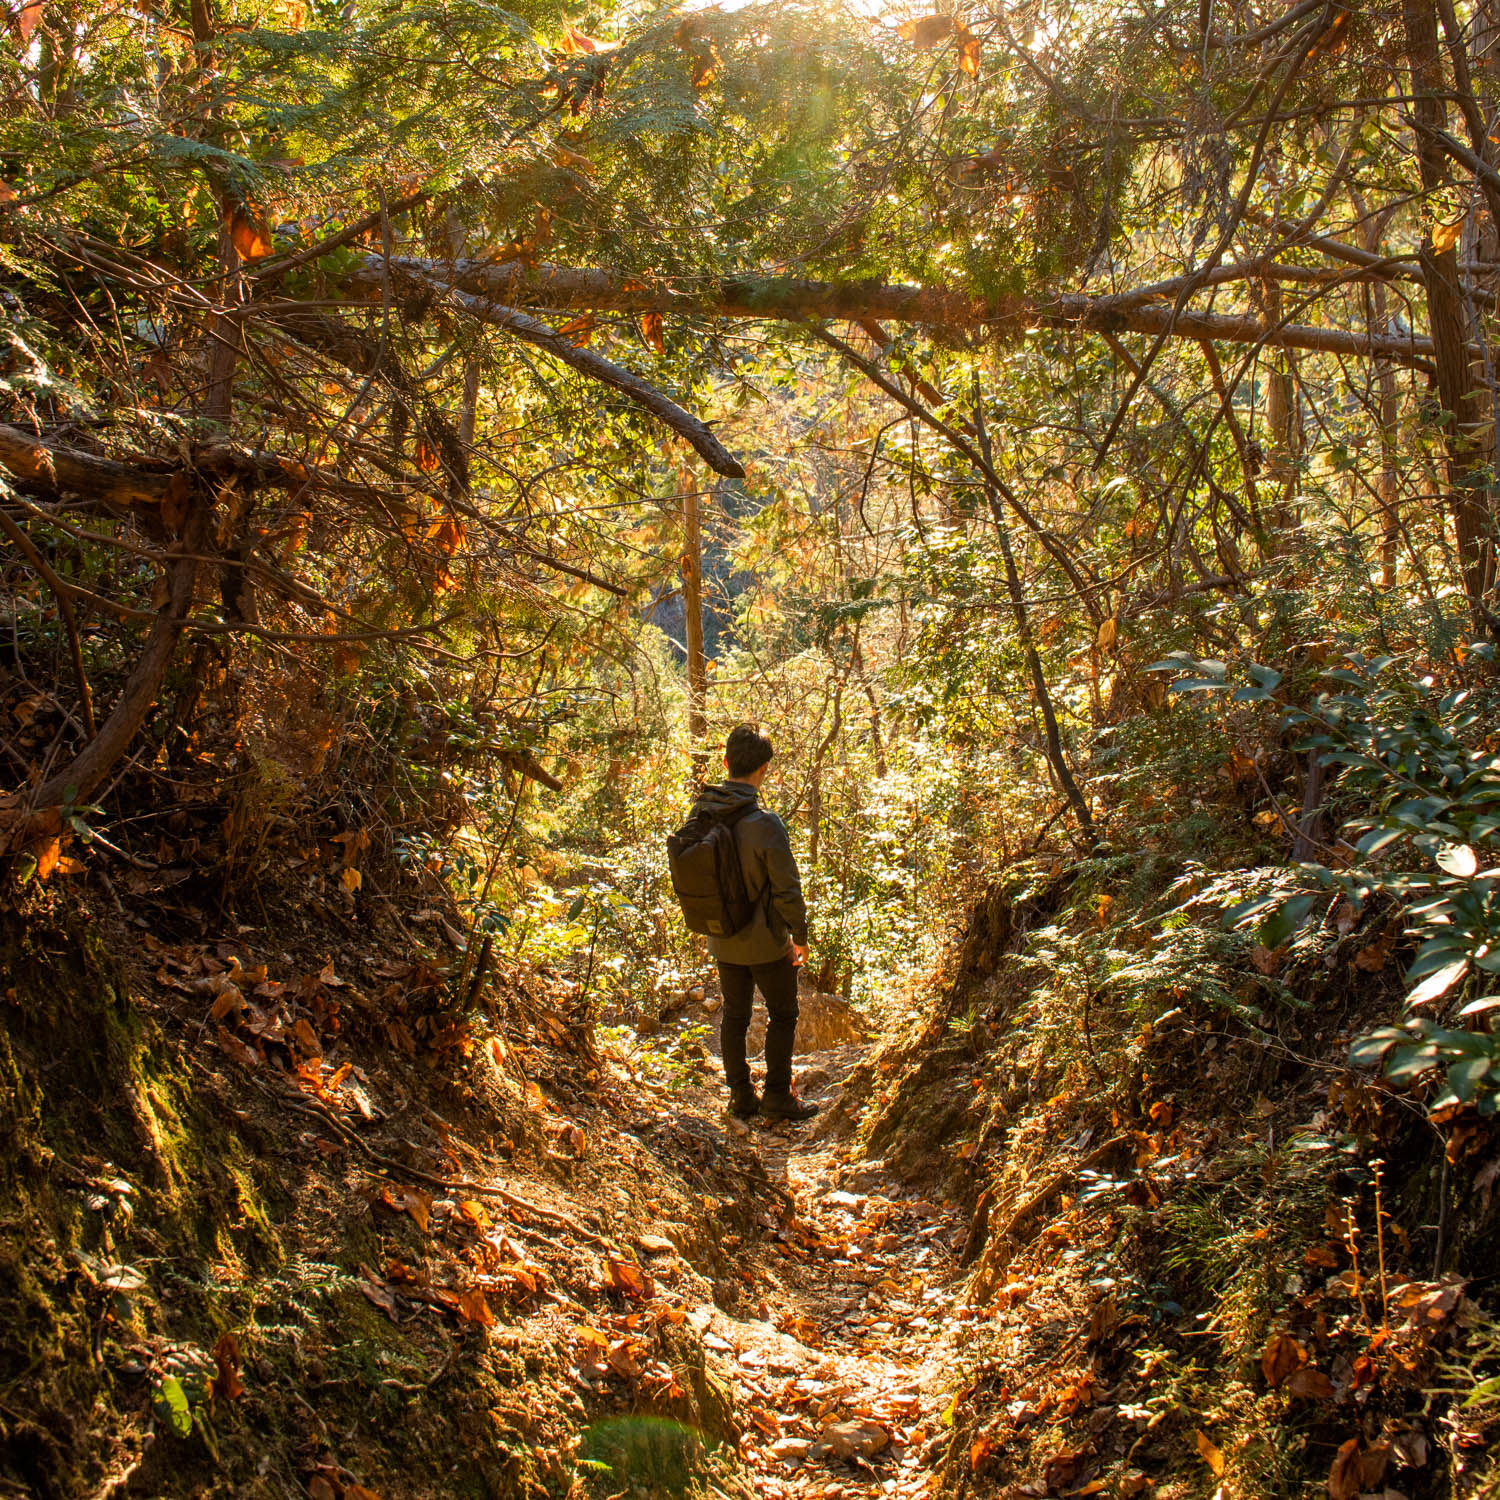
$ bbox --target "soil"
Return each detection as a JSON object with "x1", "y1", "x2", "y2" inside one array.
[{"x1": 0, "y1": 892, "x2": 964, "y2": 1500}]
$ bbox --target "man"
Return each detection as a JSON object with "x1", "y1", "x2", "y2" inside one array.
[{"x1": 689, "y1": 724, "x2": 818, "y2": 1122}]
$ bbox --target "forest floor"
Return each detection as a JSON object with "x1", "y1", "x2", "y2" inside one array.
[
  {"x1": 635, "y1": 1049, "x2": 962, "y2": 1500},
  {"x1": 0, "y1": 892, "x2": 974, "y2": 1500},
  {"x1": 7, "y1": 870, "x2": 1498, "y2": 1500}
]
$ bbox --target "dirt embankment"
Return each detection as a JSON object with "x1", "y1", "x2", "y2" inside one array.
[
  {"x1": 0, "y1": 888, "x2": 963, "y2": 1500},
  {"x1": 838, "y1": 858, "x2": 1500, "y2": 1499},
  {"x1": 7, "y1": 853, "x2": 1500, "y2": 1500}
]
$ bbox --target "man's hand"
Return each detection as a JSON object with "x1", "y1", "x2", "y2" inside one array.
[{"x1": 790, "y1": 941, "x2": 807, "y2": 968}]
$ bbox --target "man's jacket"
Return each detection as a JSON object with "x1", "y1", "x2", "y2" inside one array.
[{"x1": 689, "y1": 780, "x2": 808, "y2": 966}]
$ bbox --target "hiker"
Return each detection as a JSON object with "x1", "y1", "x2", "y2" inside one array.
[{"x1": 671, "y1": 724, "x2": 818, "y2": 1122}]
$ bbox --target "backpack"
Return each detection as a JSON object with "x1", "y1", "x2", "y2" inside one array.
[{"x1": 666, "y1": 800, "x2": 757, "y2": 937}]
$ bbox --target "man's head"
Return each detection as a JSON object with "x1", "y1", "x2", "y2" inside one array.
[{"x1": 725, "y1": 723, "x2": 773, "y2": 784}]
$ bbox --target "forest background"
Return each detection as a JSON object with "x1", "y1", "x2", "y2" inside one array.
[{"x1": 4, "y1": 0, "x2": 1500, "y2": 1493}]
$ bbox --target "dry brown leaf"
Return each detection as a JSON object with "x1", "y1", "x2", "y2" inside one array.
[
  {"x1": 215, "y1": 1025, "x2": 259, "y2": 1069},
  {"x1": 1250, "y1": 942, "x2": 1284, "y2": 975},
  {"x1": 358, "y1": 1272, "x2": 401, "y2": 1321},
  {"x1": 457, "y1": 1199, "x2": 491, "y2": 1231},
  {"x1": 557, "y1": 314, "x2": 597, "y2": 346},
  {"x1": 639, "y1": 311, "x2": 665, "y2": 352},
  {"x1": 211, "y1": 1330, "x2": 244, "y2": 1401},
  {"x1": 1432, "y1": 215, "x2": 1465, "y2": 254},
  {"x1": 1286, "y1": 1365, "x2": 1336, "y2": 1401},
  {"x1": 899, "y1": 14, "x2": 958, "y2": 47},
  {"x1": 292, "y1": 1017, "x2": 320, "y2": 1057},
  {"x1": 552, "y1": 145, "x2": 596, "y2": 176},
  {"x1": 560, "y1": 23, "x2": 607, "y2": 52},
  {"x1": 955, "y1": 25, "x2": 982, "y2": 76},
  {"x1": 606, "y1": 1256, "x2": 650, "y2": 1300},
  {"x1": 1260, "y1": 1331, "x2": 1306, "y2": 1388},
  {"x1": 228, "y1": 203, "x2": 273, "y2": 261},
  {"x1": 457, "y1": 1287, "x2": 496, "y2": 1327},
  {"x1": 35, "y1": 836, "x2": 60, "y2": 880},
  {"x1": 381, "y1": 1185, "x2": 432, "y2": 1233},
  {"x1": 1328, "y1": 1437, "x2": 1362, "y2": 1500},
  {"x1": 13, "y1": 0, "x2": 41, "y2": 44},
  {"x1": 209, "y1": 985, "x2": 244, "y2": 1021}
]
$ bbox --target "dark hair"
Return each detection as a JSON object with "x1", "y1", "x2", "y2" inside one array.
[{"x1": 725, "y1": 723, "x2": 773, "y2": 779}]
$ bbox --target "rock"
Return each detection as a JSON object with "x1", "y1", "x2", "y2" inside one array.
[
  {"x1": 701, "y1": 995, "x2": 722, "y2": 1014},
  {"x1": 822, "y1": 1189, "x2": 866, "y2": 1212},
  {"x1": 836, "y1": 1159, "x2": 890, "y2": 1193},
  {"x1": 746, "y1": 986, "x2": 872, "y2": 1055},
  {"x1": 636, "y1": 1234, "x2": 676, "y2": 1256},
  {"x1": 771, "y1": 1437, "x2": 811, "y2": 1463},
  {"x1": 822, "y1": 1420, "x2": 890, "y2": 1461}
]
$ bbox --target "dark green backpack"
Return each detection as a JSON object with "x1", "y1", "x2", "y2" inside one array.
[{"x1": 666, "y1": 801, "x2": 756, "y2": 937}]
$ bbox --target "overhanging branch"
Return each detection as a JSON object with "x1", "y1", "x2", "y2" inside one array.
[{"x1": 366, "y1": 257, "x2": 1437, "y2": 366}]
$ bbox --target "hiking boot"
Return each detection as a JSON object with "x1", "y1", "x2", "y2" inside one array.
[
  {"x1": 759, "y1": 1090, "x2": 819, "y2": 1122},
  {"x1": 728, "y1": 1085, "x2": 760, "y2": 1120}
]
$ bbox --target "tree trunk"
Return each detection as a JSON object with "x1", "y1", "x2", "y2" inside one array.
[
  {"x1": 1260, "y1": 279, "x2": 1303, "y2": 552},
  {"x1": 681, "y1": 477, "x2": 708, "y2": 779},
  {"x1": 1404, "y1": 0, "x2": 1497, "y2": 625}
]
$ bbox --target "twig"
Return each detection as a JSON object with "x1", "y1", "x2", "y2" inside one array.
[
  {"x1": 0, "y1": 504, "x2": 95, "y2": 737},
  {"x1": 270, "y1": 1086, "x2": 613, "y2": 1247}
]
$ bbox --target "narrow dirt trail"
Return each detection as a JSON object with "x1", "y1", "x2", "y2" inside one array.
[{"x1": 667, "y1": 1044, "x2": 964, "y2": 1499}]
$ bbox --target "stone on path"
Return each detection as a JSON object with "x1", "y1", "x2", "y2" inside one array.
[{"x1": 820, "y1": 1419, "x2": 891, "y2": 1460}]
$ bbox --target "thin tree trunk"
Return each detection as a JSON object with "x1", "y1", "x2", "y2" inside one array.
[
  {"x1": 1260, "y1": 278, "x2": 1303, "y2": 552},
  {"x1": 1404, "y1": 0, "x2": 1497, "y2": 625},
  {"x1": 682, "y1": 476, "x2": 707, "y2": 778},
  {"x1": 971, "y1": 379, "x2": 1097, "y2": 848}
]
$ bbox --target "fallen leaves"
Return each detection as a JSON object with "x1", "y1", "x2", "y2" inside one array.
[
  {"x1": 605, "y1": 1255, "x2": 652, "y2": 1300},
  {"x1": 211, "y1": 1331, "x2": 244, "y2": 1402},
  {"x1": 1261, "y1": 1330, "x2": 1306, "y2": 1388},
  {"x1": 456, "y1": 1287, "x2": 495, "y2": 1327},
  {"x1": 380, "y1": 1185, "x2": 432, "y2": 1233},
  {"x1": 1194, "y1": 1428, "x2": 1226, "y2": 1476}
]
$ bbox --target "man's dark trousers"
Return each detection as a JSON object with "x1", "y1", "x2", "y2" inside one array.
[{"x1": 718, "y1": 955, "x2": 799, "y2": 1095}]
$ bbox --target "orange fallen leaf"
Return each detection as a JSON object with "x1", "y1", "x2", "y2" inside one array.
[
  {"x1": 639, "y1": 311, "x2": 664, "y2": 352},
  {"x1": 1260, "y1": 1331, "x2": 1306, "y2": 1388},
  {"x1": 1195, "y1": 1429, "x2": 1225, "y2": 1476},
  {"x1": 381, "y1": 1186, "x2": 432, "y2": 1233},
  {"x1": 211, "y1": 1330, "x2": 243, "y2": 1401},
  {"x1": 215, "y1": 1025, "x2": 259, "y2": 1069},
  {"x1": 1328, "y1": 1438, "x2": 1361, "y2": 1500},
  {"x1": 606, "y1": 1256, "x2": 650, "y2": 1300},
  {"x1": 1286, "y1": 1365, "x2": 1336, "y2": 1401},
  {"x1": 457, "y1": 1200, "x2": 491, "y2": 1231},
  {"x1": 457, "y1": 1287, "x2": 495, "y2": 1326}
]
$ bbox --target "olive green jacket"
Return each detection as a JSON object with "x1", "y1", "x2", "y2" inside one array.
[{"x1": 689, "y1": 781, "x2": 808, "y2": 966}]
